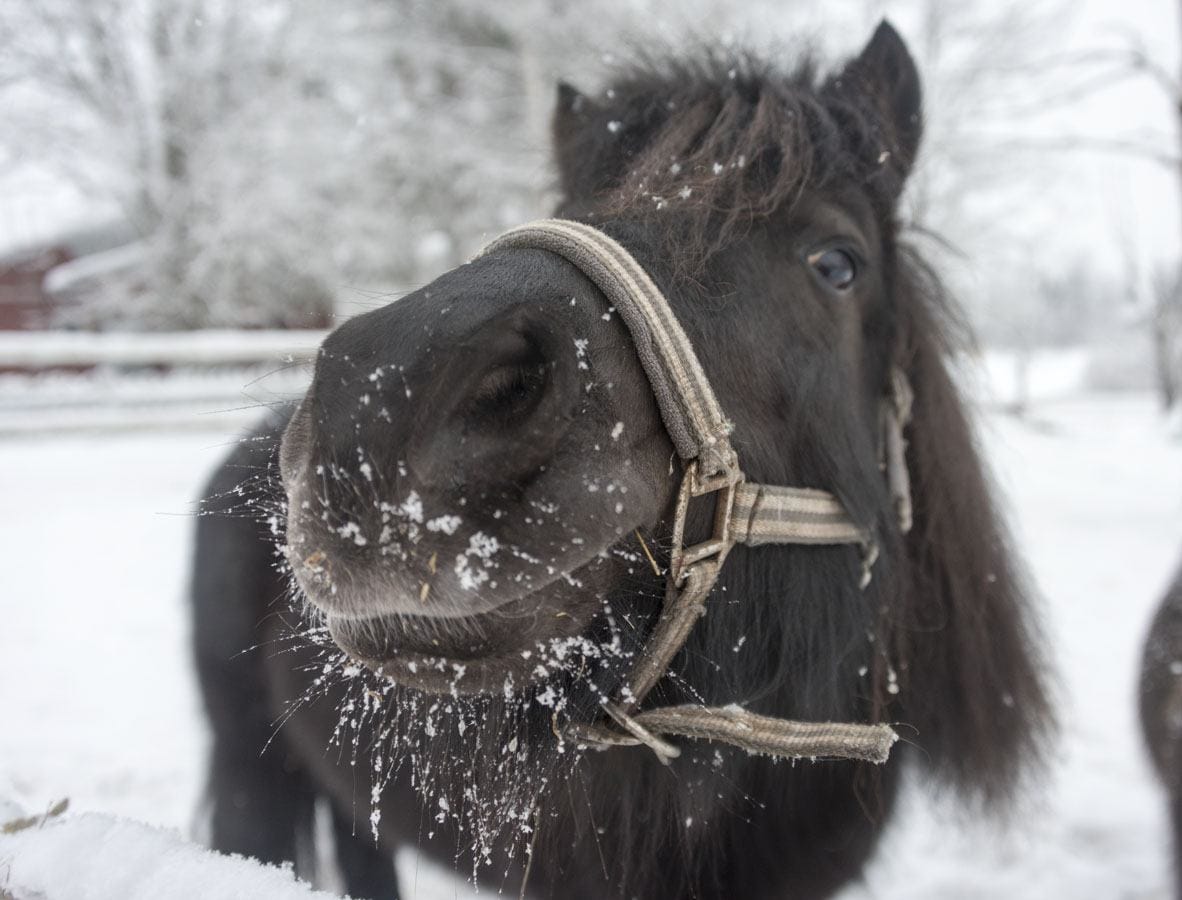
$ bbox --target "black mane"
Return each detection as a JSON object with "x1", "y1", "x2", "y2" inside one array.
[{"x1": 554, "y1": 45, "x2": 919, "y2": 269}]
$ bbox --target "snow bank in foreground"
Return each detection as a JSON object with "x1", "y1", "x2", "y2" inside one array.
[{"x1": 0, "y1": 803, "x2": 341, "y2": 900}]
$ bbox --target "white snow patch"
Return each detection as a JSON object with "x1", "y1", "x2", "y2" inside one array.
[
  {"x1": 335, "y1": 520, "x2": 367, "y2": 546},
  {"x1": 0, "y1": 809, "x2": 339, "y2": 899},
  {"x1": 399, "y1": 490, "x2": 424, "y2": 524},
  {"x1": 426, "y1": 514, "x2": 462, "y2": 535},
  {"x1": 573, "y1": 337, "x2": 589, "y2": 371},
  {"x1": 466, "y1": 531, "x2": 499, "y2": 560},
  {"x1": 454, "y1": 531, "x2": 500, "y2": 590}
]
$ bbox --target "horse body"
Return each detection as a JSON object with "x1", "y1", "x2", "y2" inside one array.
[
  {"x1": 192, "y1": 22, "x2": 1050, "y2": 899},
  {"x1": 1140, "y1": 556, "x2": 1182, "y2": 897}
]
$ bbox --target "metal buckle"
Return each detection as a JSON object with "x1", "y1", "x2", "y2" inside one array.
[{"x1": 669, "y1": 460, "x2": 742, "y2": 584}]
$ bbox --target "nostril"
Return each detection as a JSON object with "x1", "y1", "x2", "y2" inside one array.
[{"x1": 465, "y1": 358, "x2": 550, "y2": 427}]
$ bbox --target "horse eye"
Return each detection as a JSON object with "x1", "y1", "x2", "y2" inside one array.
[{"x1": 808, "y1": 248, "x2": 857, "y2": 292}]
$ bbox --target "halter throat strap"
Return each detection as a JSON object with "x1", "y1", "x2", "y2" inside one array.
[{"x1": 480, "y1": 219, "x2": 903, "y2": 765}]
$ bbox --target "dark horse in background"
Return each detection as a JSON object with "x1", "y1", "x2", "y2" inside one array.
[
  {"x1": 192, "y1": 22, "x2": 1051, "y2": 899},
  {"x1": 1141, "y1": 555, "x2": 1182, "y2": 897}
]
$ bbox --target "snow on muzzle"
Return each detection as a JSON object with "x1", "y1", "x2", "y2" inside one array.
[{"x1": 320, "y1": 553, "x2": 627, "y2": 696}]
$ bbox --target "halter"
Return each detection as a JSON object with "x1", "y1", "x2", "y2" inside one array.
[{"x1": 480, "y1": 219, "x2": 906, "y2": 766}]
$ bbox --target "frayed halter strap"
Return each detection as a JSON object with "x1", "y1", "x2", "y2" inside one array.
[{"x1": 481, "y1": 219, "x2": 908, "y2": 766}]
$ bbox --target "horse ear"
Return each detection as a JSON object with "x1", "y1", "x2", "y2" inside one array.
[
  {"x1": 556, "y1": 81, "x2": 586, "y2": 113},
  {"x1": 552, "y1": 81, "x2": 593, "y2": 197},
  {"x1": 837, "y1": 20, "x2": 923, "y2": 179}
]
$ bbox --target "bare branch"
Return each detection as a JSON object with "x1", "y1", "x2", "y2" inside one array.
[{"x1": 991, "y1": 134, "x2": 1182, "y2": 169}]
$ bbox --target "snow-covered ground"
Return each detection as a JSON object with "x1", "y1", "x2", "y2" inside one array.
[
  {"x1": 1, "y1": 805, "x2": 341, "y2": 900},
  {"x1": 850, "y1": 395, "x2": 1182, "y2": 899},
  {"x1": 1, "y1": 367, "x2": 1180, "y2": 898}
]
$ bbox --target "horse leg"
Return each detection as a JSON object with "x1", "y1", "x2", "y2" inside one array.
[
  {"x1": 205, "y1": 728, "x2": 316, "y2": 867},
  {"x1": 330, "y1": 803, "x2": 401, "y2": 900},
  {"x1": 192, "y1": 424, "x2": 317, "y2": 869}
]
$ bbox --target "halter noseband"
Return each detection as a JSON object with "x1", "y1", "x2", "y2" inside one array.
[{"x1": 480, "y1": 219, "x2": 904, "y2": 766}]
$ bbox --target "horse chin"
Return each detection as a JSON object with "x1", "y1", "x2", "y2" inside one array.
[{"x1": 324, "y1": 555, "x2": 631, "y2": 696}]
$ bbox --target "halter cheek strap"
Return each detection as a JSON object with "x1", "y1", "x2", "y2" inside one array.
[{"x1": 480, "y1": 219, "x2": 905, "y2": 765}]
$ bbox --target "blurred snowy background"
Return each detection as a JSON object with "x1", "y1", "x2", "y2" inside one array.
[{"x1": 1, "y1": 0, "x2": 1181, "y2": 897}]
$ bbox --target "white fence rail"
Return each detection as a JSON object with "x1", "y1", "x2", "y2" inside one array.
[
  {"x1": 0, "y1": 330, "x2": 328, "y2": 436},
  {"x1": 0, "y1": 329, "x2": 328, "y2": 368},
  {"x1": 0, "y1": 369, "x2": 312, "y2": 436}
]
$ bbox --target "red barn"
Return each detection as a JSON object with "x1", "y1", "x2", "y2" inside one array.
[
  {"x1": 0, "y1": 220, "x2": 138, "y2": 331},
  {"x1": 0, "y1": 245, "x2": 72, "y2": 330}
]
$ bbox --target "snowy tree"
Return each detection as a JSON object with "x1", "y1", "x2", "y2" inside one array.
[
  {"x1": 0, "y1": 0, "x2": 374, "y2": 328},
  {"x1": 1149, "y1": 265, "x2": 1182, "y2": 409},
  {"x1": 943, "y1": 0, "x2": 1182, "y2": 409},
  {"x1": 0, "y1": 0, "x2": 1096, "y2": 337},
  {"x1": 0, "y1": 0, "x2": 637, "y2": 327}
]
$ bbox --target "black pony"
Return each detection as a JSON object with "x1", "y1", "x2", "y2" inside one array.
[
  {"x1": 192, "y1": 22, "x2": 1050, "y2": 899},
  {"x1": 1140, "y1": 554, "x2": 1182, "y2": 896}
]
